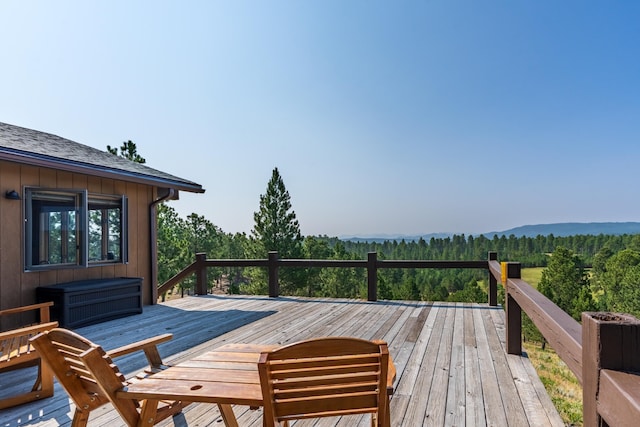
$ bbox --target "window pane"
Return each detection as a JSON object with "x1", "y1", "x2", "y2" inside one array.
[
  {"x1": 88, "y1": 197, "x2": 122, "y2": 262},
  {"x1": 29, "y1": 191, "x2": 80, "y2": 266}
]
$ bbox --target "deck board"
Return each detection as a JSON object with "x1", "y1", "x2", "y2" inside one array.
[
  {"x1": 0, "y1": 295, "x2": 563, "y2": 426},
  {"x1": 464, "y1": 305, "x2": 486, "y2": 427},
  {"x1": 473, "y1": 304, "x2": 508, "y2": 427},
  {"x1": 445, "y1": 303, "x2": 466, "y2": 426},
  {"x1": 425, "y1": 302, "x2": 456, "y2": 425}
]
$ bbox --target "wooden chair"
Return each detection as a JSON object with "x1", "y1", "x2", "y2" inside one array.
[
  {"x1": 258, "y1": 337, "x2": 391, "y2": 427},
  {"x1": 0, "y1": 302, "x2": 58, "y2": 409},
  {"x1": 30, "y1": 328, "x2": 187, "y2": 427}
]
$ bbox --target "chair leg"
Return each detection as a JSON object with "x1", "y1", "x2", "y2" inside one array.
[
  {"x1": 37, "y1": 359, "x2": 55, "y2": 397},
  {"x1": 31, "y1": 363, "x2": 43, "y2": 392},
  {"x1": 260, "y1": 416, "x2": 286, "y2": 427},
  {"x1": 71, "y1": 408, "x2": 90, "y2": 427},
  {"x1": 0, "y1": 361, "x2": 55, "y2": 409},
  {"x1": 383, "y1": 396, "x2": 391, "y2": 427}
]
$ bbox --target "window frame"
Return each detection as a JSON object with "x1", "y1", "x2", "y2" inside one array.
[{"x1": 24, "y1": 187, "x2": 128, "y2": 271}]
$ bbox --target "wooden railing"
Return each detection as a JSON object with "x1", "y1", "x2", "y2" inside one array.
[
  {"x1": 493, "y1": 260, "x2": 640, "y2": 427},
  {"x1": 158, "y1": 251, "x2": 640, "y2": 426},
  {"x1": 157, "y1": 251, "x2": 488, "y2": 300}
]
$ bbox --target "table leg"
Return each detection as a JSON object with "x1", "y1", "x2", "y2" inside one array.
[
  {"x1": 139, "y1": 399, "x2": 159, "y2": 427},
  {"x1": 218, "y1": 403, "x2": 239, "y2": 427}
]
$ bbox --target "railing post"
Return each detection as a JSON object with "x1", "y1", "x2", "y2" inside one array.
[
  {"x1": 505, "y1": 262, "x2": 522, "y2": 355},
  {"x1": 367, "y1": 252, "x2": 377, "y2": 302},
  {"x1": 582, "y1": 312, "x2": 640, "y2": 427},
  {"x1": 488, "y1": 252, "x2": 498, "y2": 306},
  {"x1": 195, "y1": 252, "x2": 207, "y2": 295},
  {"x1": 268, "y1": 251, "x2": 279, "y2": 298}
]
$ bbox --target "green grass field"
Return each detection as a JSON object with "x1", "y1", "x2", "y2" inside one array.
[
  {"x1": 521, "y1": 267, "x2": 544, "y2": 287},
  {"x1": 524, "y1": 342, "x2": 583, "y2": 425}
]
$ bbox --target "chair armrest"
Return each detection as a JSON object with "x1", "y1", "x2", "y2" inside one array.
[
  {"x1": 0, "y1": 302, "x2": 54, "y2": 322},
  {"x1": 372, "y1": 339, "x2": 396, "y2": 394},
  {"x1": 0, "y1": 302, "x2": 53, "y2": 317},
  {"x1": 107, "y1": 333, "x2": 173, "y2": 370},
  {"x1": 386, "y1": 357, "x2": 397, "y2": 394}
]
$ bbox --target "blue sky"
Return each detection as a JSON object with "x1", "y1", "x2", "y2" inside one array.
[{"x1": 1, "y1": 1, "x2": 639, "y2": 237}]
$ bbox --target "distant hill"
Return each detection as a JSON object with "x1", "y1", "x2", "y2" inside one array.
[
  {"x1": 340, "y1": 222, "x2": 640, "y2": 242},
  {"x1": 482, "y1": 222, "x2": 640, "y2": 238},
  {"x1": 340, "y1": 233, "x2": 452, "y2": 243}
]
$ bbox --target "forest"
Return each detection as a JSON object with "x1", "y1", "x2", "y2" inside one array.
[
  {"x1": 157, "y1": 198, "x2": 640, "y2": 318},
  {"x1": 109, "y1": 144, "x2": 640, "y2": 322}
]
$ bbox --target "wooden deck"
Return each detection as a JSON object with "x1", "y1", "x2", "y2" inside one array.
[{"x1": 0, "y1": 295, "x2": 564, "y2": 426}]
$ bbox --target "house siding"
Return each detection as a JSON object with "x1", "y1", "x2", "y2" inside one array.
[{"x1": 0, "y1": 159, "x2": 155, "y2": 313}]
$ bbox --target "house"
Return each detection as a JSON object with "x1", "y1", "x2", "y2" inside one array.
[{"x1": 0, "y1": 122, "x2": 204, "y2": 313}]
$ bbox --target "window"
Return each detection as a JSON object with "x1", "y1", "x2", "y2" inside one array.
[
  {"x1": 88, "y1": 196, "x2": 126, "y2": 262},
  {"x1": 25, "y1": 188, "x2": 128, "y2": 270}
]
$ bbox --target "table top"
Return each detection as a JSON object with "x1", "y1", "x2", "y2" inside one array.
[
  {"x1": 119, "y1": 342, "x2": 396, "y2": 406},
  {"x1": 119, "y1": 343, "x2": 276, "y2": 406}
]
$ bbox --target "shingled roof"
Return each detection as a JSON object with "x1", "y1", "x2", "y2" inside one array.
[{"x1": 0, "y1": 122, "x2": 204, "y2": 193}]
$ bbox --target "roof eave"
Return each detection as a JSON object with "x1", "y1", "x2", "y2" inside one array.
[{"x1": 0, "y1": 148, "x2": 205, "y2": 194}]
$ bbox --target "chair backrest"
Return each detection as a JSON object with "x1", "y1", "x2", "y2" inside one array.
[
  {"x1": 258, "y1": 337, "x2": 389, "y2": 426},
  {"x1": 30, "y1": 328, "x2": 140, "y2": 426}
]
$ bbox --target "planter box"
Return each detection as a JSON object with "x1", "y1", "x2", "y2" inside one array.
[{"x1": 37, "y1": 277, "x2": 142, "y2": 328}]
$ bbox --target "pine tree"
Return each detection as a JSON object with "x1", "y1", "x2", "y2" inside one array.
[
  {"x1": 107, "y1": 140, "x2": 146, "y2": 164},
  {"x1": 538, "y1": 246, "x2": 594, "y2": 320},
  {"x1": 249, "y1": 168, "x2": 304, "y2": 294},
  {"x1": 598, "y1": 249, "x2": 640, "y2": 315}
]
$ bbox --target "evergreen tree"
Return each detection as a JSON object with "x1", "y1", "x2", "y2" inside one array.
[
  {"x1": 157, "y1": 204, "x2": 190, "y2": 285},
  {"x1": 224, "y1": 232, "x2": 249, "y2": 293},
  {"x1": 592, "y1": 246, "x2": 614, "y2": 276},
  {"x1": 597, "y1": 249, "x2": 640, "y2": 315},
  {"x1": 107, "y1": 140, "x2": 146, "y2": 163},
  {"x1": 249, "y1": 168, "x2": 304, "y2": 294},
  {"x1": 185, "y1": 213, "x2": 225, "y2": 290},
  {"x1": 538, "y1": 246, "x2": 594, "y2": 320},
  {"x1": 448, "y1": 278, "x2": 486, "y2": 303},
  {"x1": 303, "y1": 236, "x2": 334, "y2": 297}
]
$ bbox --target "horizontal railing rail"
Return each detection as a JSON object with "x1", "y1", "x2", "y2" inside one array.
[{"x1": 159, "y1": 251, "x2": 491, "y2": 301}]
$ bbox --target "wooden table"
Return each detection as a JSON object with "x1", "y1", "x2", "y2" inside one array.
[{"x1": 119, "y1": 343, "x2": 396, "y2": 427}]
